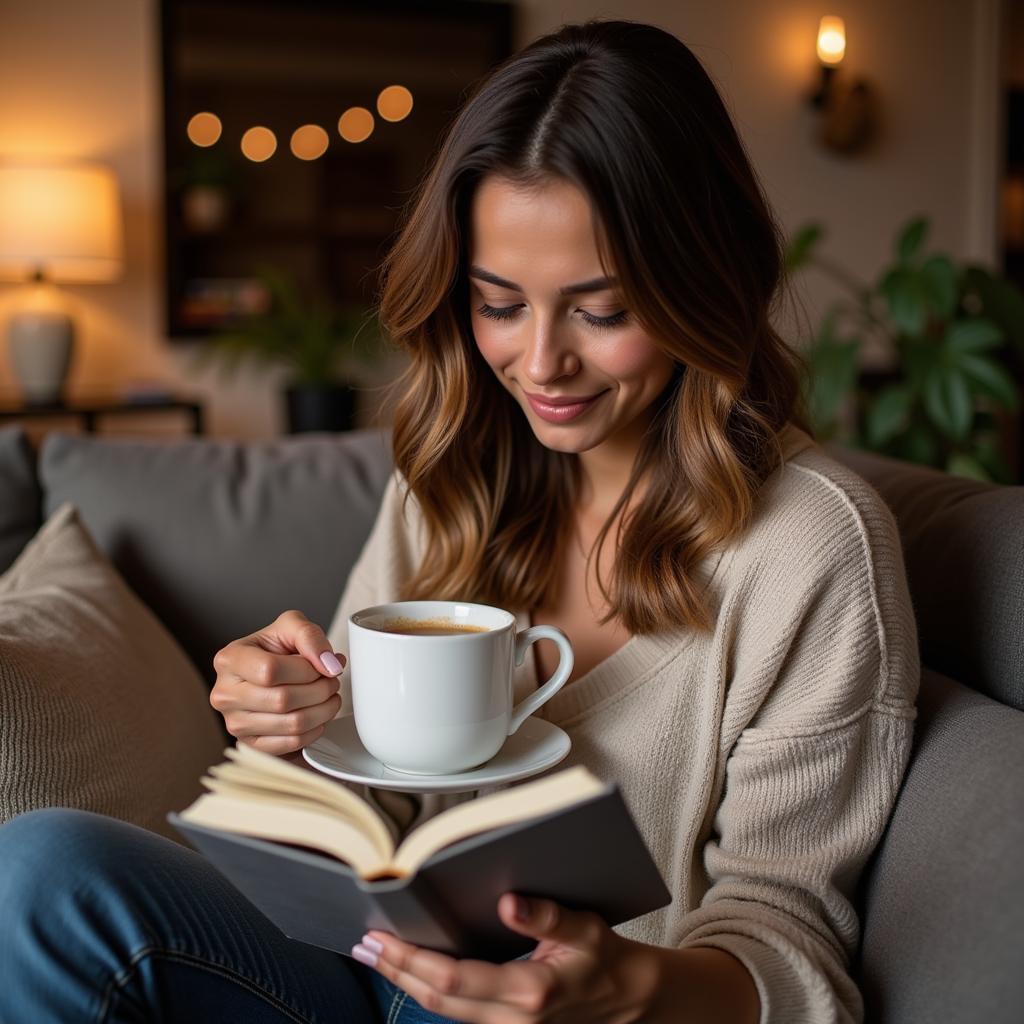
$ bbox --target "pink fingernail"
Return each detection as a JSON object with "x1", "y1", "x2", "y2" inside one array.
[
  {"x1": 362, "y1": 934, "x2": 384, "y2": 954},
  {"x1": 351, "y1": 943, "x2": 378, "y2": 967},
  {"x1": 320, "y1": 651, "x2": 342, "y2": 675}
]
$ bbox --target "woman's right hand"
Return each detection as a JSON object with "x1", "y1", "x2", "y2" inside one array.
[{"x1": 210, "y1": 610, "x2": 345, "y2": 757}]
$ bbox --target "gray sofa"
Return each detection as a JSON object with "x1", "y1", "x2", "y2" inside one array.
[{"x1": 1, "y1": 423, "x2": 1021, "y2": 1023}]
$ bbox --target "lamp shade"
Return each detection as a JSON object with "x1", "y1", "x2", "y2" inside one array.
[{"x1": 0, "y1": 162, "x2": 124, "y2": 283}]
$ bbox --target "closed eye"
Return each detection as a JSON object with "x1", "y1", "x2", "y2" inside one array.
[{"x1": 475, "y1": 303, "x2": 629, "y2": 331}]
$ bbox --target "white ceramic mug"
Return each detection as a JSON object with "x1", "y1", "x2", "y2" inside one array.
[{"x1": 347, "y1": 600, "x2": 574, "y2": 774}]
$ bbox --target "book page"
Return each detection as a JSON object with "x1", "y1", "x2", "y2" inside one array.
[
  {"x1": 179, "y1": 792, "x2": 387, "y2": 878},
  {"x1": 205, "y1": 762, "x2": 395, "y2": 859},
  {"x1": 200, "y1": 776, "x2": 384, "y2": 837},
  {"x1": 392, "y1": 765, "x2": 605, "y2": 876},
  {"x1": 220, "y1": 744, "x2": 394, "y2": 860}
]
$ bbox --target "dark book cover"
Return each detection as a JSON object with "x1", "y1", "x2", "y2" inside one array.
[{"x1": 168, "y1": 784, "x2": 671, "y2": 963}]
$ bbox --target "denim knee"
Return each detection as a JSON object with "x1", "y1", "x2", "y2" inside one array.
[
  {"x1": 0, "y1": 809, "x2": 155, "y2": 1003},
  {"x1": 2, "y1": 806, "x2": 107, "y2": 888},
  {"x1": 0, "y1": 808, "x2": 384, "y2": 1023},
  {"x1": 0, "y1": 806, "x2": 159, "y2": 898}
]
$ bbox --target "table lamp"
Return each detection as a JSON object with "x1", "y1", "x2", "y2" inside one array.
[{"x1": 0, "y1": 161, "x2": 124, "y2": 404}]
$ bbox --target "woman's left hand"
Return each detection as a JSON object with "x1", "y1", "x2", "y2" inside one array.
[{"x1": 352, "y1": 891, "x2": 661, "y2": 1022}]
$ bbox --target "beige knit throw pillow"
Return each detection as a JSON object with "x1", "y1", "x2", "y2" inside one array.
[{"x1": 0, "y1": 501, "x2": 226, "y2": 841}]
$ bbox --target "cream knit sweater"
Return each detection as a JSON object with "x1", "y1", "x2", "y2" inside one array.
[{"x1": 325, "y1": 423, "x2": 920, "y2": 1024}]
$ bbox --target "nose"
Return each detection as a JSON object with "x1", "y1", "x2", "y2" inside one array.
[{"x1": 522, "y1": 315, "x2": 580, "y2": 385}]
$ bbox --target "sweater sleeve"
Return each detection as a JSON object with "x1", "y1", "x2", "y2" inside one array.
[
  {"x1": 674, "y1": 478, "x2": 920, "y2": 1023},
  {"x1": 325, "y1": 468, "x2": 427, "y2": 675}
]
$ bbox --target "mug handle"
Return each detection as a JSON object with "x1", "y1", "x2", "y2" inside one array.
[{"x1": 508, "y1": 625, "x2": 574, "y2": 734}]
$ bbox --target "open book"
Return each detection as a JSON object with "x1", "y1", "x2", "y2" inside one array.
[{"x1": 169, "y1": 744, "x2": 671, "y2": 962}]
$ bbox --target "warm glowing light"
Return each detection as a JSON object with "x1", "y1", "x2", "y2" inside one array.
[
  {"x1": 187, "y1": 112, "x2": 222, "y2": 147},
  {"x1": 337, "y1": 107, "x2": 374, "y2": 143},
  {"x1": 0, "y1": 162, "x2": 124, "y2": 282},
  {"x1": 377, "y1": 85, "x2": 414, "y2": 122},
  {"x1": 290, "y1": 124, "x2": 329, "y2": 160},
  {"x1": 241, "y1": 126, "x2": 277, "y2": 162},
  {"x1": 816, "y1": 16, "x2": 846, "y2": 65}
]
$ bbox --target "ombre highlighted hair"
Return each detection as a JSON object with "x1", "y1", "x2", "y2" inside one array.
[{"x1": 374, "y1": 18, "x2": 813, "y2": 635}]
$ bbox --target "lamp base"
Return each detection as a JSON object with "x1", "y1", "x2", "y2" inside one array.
[{"x1": 7, "y1": 310, "x2": 74, "y2": 405}]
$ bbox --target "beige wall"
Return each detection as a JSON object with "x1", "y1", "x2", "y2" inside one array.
[{"x1": 0, "y1": 0, "x2": 1004, "y2": 439}]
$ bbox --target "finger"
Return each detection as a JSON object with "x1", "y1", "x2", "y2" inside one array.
[
  {"x1": 263, "y1": 610, "x2": 347, "y2": 677},
  {"x1": 358, "y1": 948, "x2": 534, "y2": 1024},
  {"x1": 498, "y1": 894, "x2": 608, "y2": 951},
  {"x1": 362, "y1": 931, "x2": 553, "y2": 1013},
  {"x1": 236, "y1": 725, "x2": 326, "y2": 756},
  {"x1": 225, "y1": 694, "x2": 342, "y2": 739},
  {"x1": 213, "y1": 610, "x2": 346, "y2": 687},
  {"x1": 221, "y1": 645, "x2": 342, "y2": 688},
  {"x1": 212, "y1": 675, "x2": 340, "y2": 715}
]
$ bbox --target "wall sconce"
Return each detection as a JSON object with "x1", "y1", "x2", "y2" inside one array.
[{"x1": 808, "y1": 16, "x2": 879, "y2": 156}]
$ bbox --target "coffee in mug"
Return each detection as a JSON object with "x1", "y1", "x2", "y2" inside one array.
[
  {"x1": 373, "y1": 616, "x2": 490, "y2": 637},
  {"x1": 347, "y1": 600, "x2": 574, "y2": 775}
]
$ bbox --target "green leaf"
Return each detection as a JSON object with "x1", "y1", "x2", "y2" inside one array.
[
  {"x1": 923, "y1": 365, "x2": 973, "y2": 439},
  {"x1": 183, "y1": 265, "x2": 384, "y2": 385},
  {"x1": 946, "y1": 318, "x2": 1004, "y2": 355},
  {"x1": 882, "y1": 267, "x2": 928, "y2": 335},
  {"x1": 898, "y1": 423, "x2": 940, "y2": 467},
  {"x1": 805, "y1": 309, "x2": 860, "y2": 431},
  {"x1": 962, "y1": 265, "x2": 1024, "y2": 357},
  {"x1": 946, "y1": 452, "x2": 991, "y2": 482},
  {"x1": 973, "y1": 435, "x2": 1015, "y2": 483},
  {"x1": 866, "y1": 385, "x2": 913, "y2": 446},
  {"x1": 784, "y1": 222, "x2": 825, "y2": 273},
  {"x1": 807, "y1": 348, "x2": 860, "y2": 430},
  {"x1": 920, "y1": 255, "x2": 958, "y2": 319},
  {"x1": 896, "y1": 216, "x2": 929, "y2": 265},
  {"x1": 901, "y1": 336, "x2": 939, "y2": 394},
  {"x1": 958, "y1": 353, "x2": 1020, "y2": 411}
]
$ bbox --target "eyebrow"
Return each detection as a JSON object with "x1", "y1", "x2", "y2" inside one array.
[{"x1": 468, "y1": 265, "x2": 619, "y2": 295}]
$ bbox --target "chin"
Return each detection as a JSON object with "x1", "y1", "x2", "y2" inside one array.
[
  {"x1": 525, "y1": 415, "x2": 603, "y2": 453},
  {"x1": 533, "y1": 435, "x2": 587, "y2": 453}
]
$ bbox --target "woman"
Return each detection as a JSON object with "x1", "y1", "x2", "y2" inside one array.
[{"x1": 0, "y1": 18, "x2": 919, "y2": 1024}]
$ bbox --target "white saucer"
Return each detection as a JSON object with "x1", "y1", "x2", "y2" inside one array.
[{"x1": 302, "y1": 715, "x2": 571, "y2": 793}]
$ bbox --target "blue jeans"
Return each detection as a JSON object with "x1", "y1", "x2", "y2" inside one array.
[{"x1": 0, "y1": 807, "x2": 490, "y2": 1023}]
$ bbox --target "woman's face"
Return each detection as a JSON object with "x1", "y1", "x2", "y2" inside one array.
[{"x1": 468, "y1": 175, "x2": 677, "y2": 457}]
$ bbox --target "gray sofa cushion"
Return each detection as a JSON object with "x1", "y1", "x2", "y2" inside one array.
[
  {"x1": 0, "y1": 425, "x2": 41, "y2": 575},
  {"x1": 854, "y1": 667, "x2": 1024, "y2": 1022},
  {"x1": 825, "y1": 443, "x2": 1024, "y2": 711},
  {"x1": 0, "y1": 501, "x2": 226, "y2": 841},
  {"x1": 38, "y1": 427, "x2": 394, "y2": 687}
]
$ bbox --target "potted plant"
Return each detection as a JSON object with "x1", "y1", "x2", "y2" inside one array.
[
  {"x1": 185, "y1": 264, "x2": 386, "y2": 433},
  {"x1": 785, "y1": 215, "x2": 1024, "y2": 483},
  {"x1": 170, "y1": 149, "x2": 238, "y2": 234}
]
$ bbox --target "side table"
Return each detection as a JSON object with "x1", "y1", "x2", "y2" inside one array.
[{"x1": 0, "y1": 393, "x2": 205, "y2": 436}]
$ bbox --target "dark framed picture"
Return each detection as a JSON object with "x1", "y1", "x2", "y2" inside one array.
[{"x1": 159, "y1": 0, "x2": 514, "y2": 338}]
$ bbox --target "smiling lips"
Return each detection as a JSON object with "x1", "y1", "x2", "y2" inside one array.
[{"x1": 523, "y1": 389, "x2": 607, "y2": 423}]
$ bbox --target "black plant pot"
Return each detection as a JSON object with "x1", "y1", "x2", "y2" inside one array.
[{"x1": 283, "y1": 381, "x2": 357, "y2": 433}]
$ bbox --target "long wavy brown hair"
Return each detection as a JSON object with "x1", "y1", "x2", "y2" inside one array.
[{"x1": 373, "y1": 18, "x2": 813, "y2": 635}]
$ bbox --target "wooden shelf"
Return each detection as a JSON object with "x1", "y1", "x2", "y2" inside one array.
[{"x1": 180, "y1": 220, "x2": 392, "y2": 244}]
